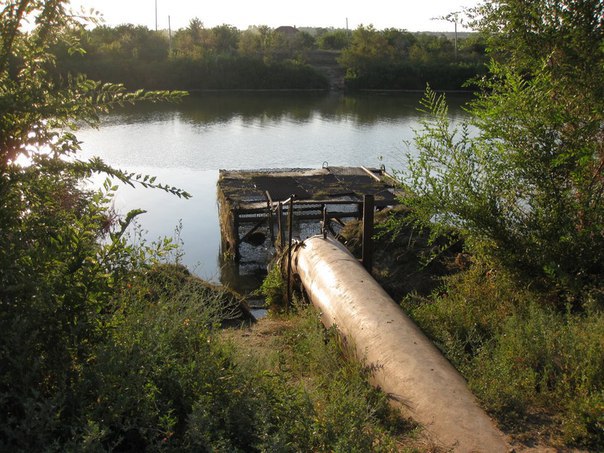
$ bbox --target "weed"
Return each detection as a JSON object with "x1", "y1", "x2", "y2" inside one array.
[
  {"x1": 258, "y1": 260, "x2": 287, "y2": 309},
  {"x1": 404, "y1": 262, "x2": 604, "y2": 449},
  {"x1": 226, "y1": 306, "x2": 419, "y2": 451}
]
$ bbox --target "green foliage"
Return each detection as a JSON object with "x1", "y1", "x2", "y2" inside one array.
[
  {"x1": 471, "y1": 0, "x2": 603, "y2": 84},
  {"x1": 317, "y1": 29, "x2": 351, "y2": 50},
  {"x1": 403, "y1": 264, "x2": 604, "y2": 448},
  {"x1": 88, "y1": 24, "x2": 169, "y2": 61},
  {"x1": 56, "y1": 22, "x2": 328, "y2": 90},
  {"x1": 54, "y1": 20, "x2": 486, "y2": 91},
  {"x1": 73, "y1": 266, "x2": 326, "y2": 451},
  {"x1": 401, "y1": 0, "x2": 604, "y2": 303},
  {"x1": 339, "y1": 25, "x2": 487, "y2": 90},
  {"x1": 290, "y1": 309, "x2": 416, "y2": 451},
  {"x1": 258, "y1": 262, "x2": 287, "y2": 309},
  {"x1": 171, "y1": 19, "x2": 240, "y2": 58},
  {"x1": 231, "y1": 307, "x2": 413, "y2": 451},
  {"x1": 70, "y1": 268, "x2": 247, "y2": 451},
  {"x1": 0, "y1": 1, "x2": 200, "y2": 450},
  {"x1": 59, "y1": 47, "x2": 328, "y2": 91},
  {"x1": 165, "y1": 55, "x2": 328, "y2": 90}
]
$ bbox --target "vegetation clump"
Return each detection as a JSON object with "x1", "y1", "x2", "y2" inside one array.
[
  {"x1": 223, "y1": 306, "x2": 419, "y2": 451},
  {"x1": 52, "y1": 19, "x2": 487, "y2": 91},
  {"x1": 0, "y1": 2, "x2": 416, "y2": 450},
  {"x1": 402, "y1": 264, "x2": 604, "y2": 449},
  {"x1": 339, "y1": 25, "x2": 487, "y2": 90},
  {"x1": 258, "y1": 260, "x2": 288, "y2": 309},
  {"x1": 403, "y1": 0, "x2": 604, "y2": 306},
  {"x1": 56, "y1": 22, "x2": 329, "y2": 90},
  {"x1": 340, "y1": 207, "x2": 463, "y2": 298},
  {"x1": 386, "y1": 0, "x2": 604, "y2": 448}
]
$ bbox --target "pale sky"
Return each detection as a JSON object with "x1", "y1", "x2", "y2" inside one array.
[{"x1": 70, "y1": 0, "x2": 478, "y2": 32}]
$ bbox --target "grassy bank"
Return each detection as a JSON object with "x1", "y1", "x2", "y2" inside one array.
[
  {"x1": 341, "y1": 211, "x2": 604, "y2": 450},
  {"x1": 402, "y1": 264, "x2": 604, "y2": 450},
  {"x1": 222, "y1": 307, "x2": 424, "y2": 452},
  {"x1": 2, "y1": 259, "x2": 422, "y2": 451}
]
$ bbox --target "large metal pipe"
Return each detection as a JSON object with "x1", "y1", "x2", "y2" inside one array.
[{"x1": 291, "y1": 235, "x2": 508, "y2": 452}]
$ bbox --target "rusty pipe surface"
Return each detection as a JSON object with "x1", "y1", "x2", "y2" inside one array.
[{"x1": 291, "y1": 235, "x2": 508, "y2": 452}]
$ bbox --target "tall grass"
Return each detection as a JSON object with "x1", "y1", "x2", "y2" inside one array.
[
  {"x1": 3, "y1": 260, "x2": 422, "y2": 451},
  {"x1": 402, "y1": 263, "x2": 604, "y2": 448},
  {"x1": 226, "y1": 305, "x2": 419, "y2": 451}
]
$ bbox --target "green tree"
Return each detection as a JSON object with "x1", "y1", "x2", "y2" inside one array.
[
  {"x1": 210, "y1": 23, "x2": 240, "y2": 54},
  {"x1": 172, "y1": 17, "x2": 211, "y2": 58},
  {"x1": 337, "y1": 25, "x2": 483, "y2": 89},
  {"x1": 0, "y1": 0, "x2": 186, "y2": 447},
  {"x1": 402, "y1": 0, "x2": 604, "y2": 303},
  {"x1": 382, "y1": 28, "x2": 416, "y2": 58},
  {"x1": 238, "y1": 26, "x2": 263, "y2": 55},
  {"x1": 339, "y1": 25, "x2": 394, "y2": 73},
  {"x1": 56, "y1": 24, "x2": 170, "y2": 87},
  {"x1": 317, "y1": 29, "x2": 350, "y2": 50},
  {"x1": 109, "y1": 24, "x2": 169, "y2": 61}
]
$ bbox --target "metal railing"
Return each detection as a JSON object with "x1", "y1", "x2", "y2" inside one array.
[{"x1": 269, "y1": 193, "x2": 375, "y2": 310}]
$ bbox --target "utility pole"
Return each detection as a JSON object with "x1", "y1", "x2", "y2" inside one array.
[
  {"x1": 444, "y1": 11, "x2": 461, "y2": 62},
  {"x1": 453, "y1": 17, "x2": 458, "y2": 61},
  {"x1": 168, "y1": 15, "x2": 172, "y2": 54},
  {"x1": 432, "y1": 11, "x2": 461, "y2": 62},
  {"x1": 154, "y1": 0, "x2": 158, "y2": 31}
]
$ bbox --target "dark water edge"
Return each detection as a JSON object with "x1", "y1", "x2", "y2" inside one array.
[{"x1": 78, "y1": 91, "x2": 472, "y2": 289}]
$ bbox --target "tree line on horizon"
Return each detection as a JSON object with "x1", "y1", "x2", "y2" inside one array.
[{"x1": 55, "y1": 20, "x2": 487, "y2": 90}]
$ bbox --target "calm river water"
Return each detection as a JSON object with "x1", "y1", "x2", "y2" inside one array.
[{"x1": 77, "y1": 91, "x2": 470, "y2": 284}]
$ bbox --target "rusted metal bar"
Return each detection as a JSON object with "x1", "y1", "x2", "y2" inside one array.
[
  {"x1": 362, "y1": 194, "x2": 374, "y2": 273},
  {"x1": 321, "y1": 204, "x2": 328, "y2": 239},
  {"x1": 286, "y1": 195, "x2": 295, "y2": 310},
  {"x1": 276, "y1": 201, "x2": 283, "y2": 250},
  {"x1": 265, "y1": 191, "x2": 275, "y2": 245}
]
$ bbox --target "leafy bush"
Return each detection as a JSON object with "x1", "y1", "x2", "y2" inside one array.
[
  {"x1": 401, "y1": 0, "x2": 604, "y2": 304},
  {"x1": 406, "y1": 84, "x2": 603, "y2": 304},
  {"x1": 73, "y1": 268, "x2": 248, "y2": 450},
  {"x1": 258, "y1": 262, "x2": 287, "y2": 309},
  {"x1": 70, "y1": 267, "x2": 322, "y2": 451}
]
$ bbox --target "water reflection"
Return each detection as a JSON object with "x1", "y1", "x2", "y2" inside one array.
[
  {"x1": 78, "y1": 91, "x2": 471, "y2": 284},
  {"x1": 100, "y1": 91, "x2": 471, "y2": 129}
]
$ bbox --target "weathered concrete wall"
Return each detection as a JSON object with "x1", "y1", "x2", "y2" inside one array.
[{"x1": 291, "y1": 235, "x2": 509, "y2": 452}]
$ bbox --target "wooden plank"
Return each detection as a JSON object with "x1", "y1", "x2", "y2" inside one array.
[{"x1": 360, "y1": 166, "x2": 382, "y2": 182}]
